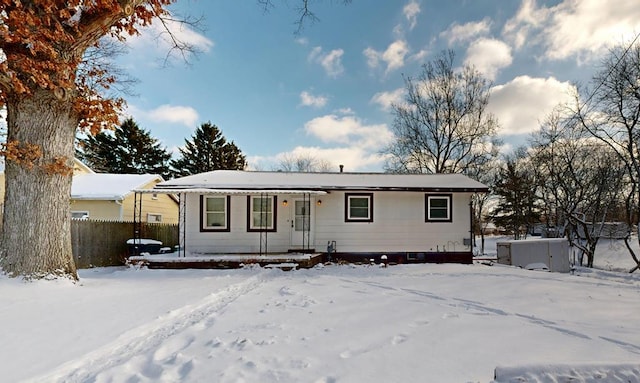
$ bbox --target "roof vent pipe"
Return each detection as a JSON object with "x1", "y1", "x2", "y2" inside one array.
[{"x1": 339, "y1": 164, "x2": 344, "y2": 173}]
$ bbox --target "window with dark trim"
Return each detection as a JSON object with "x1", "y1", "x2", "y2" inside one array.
[
  {"x1": 200, "y1": 195, "x2": 231, "y2": 232},
  {"x1": 345, "y1": 193, "x2": 373, "y2": 222},
  {"x1": 247, "y1": 195, "x2": 277, "y2": 232},
  {"x1": 425, "y1": 194, "x2": 452, "y2": 222}
]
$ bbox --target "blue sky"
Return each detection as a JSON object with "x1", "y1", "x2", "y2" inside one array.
[{"x1": 117, "y1": 0, "x2": 640, "y2": 172}]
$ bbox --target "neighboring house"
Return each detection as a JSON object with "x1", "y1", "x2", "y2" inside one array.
[
  {"x1": 0, "y1": 159, "x2": 178, "y2": 223},
  {"x1": 71, "y1": 173, "x2": 178, "y2": 223},
  {"x1": 151, "y1": 170, "x2": 488, "y2": 263},
  {"x1": 0, "y1": 158, "x2": 94, "y2": 217}
]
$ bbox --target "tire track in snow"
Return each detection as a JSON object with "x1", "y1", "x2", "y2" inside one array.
[{"x1": 28, "y1": 271, "x2": 271, "y2": 383}]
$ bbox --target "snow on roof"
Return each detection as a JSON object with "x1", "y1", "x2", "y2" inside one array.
[
  {"x1": 71, "y1": 174, "x2": 163, "y2": 200},
  {"x1": 155, "y1": 170, "x2": 488, "y2": 192}
]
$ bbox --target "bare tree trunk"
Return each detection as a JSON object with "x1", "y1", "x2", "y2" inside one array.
[{"x1": 0, "y1": 90, "x2": 78, "y2": 279}]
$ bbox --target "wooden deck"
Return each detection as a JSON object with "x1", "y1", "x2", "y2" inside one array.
[{"x1": 128, "y1": 252, "x2": 324, "y2": 270}]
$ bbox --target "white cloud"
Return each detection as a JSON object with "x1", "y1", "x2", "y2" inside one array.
[
  {"x1": 308, "y1": 46, "x2": 345, "y2": 78},
  {"x1": 128, "y1": 104, "x2": 199, "y2": 128},
  {"x1": 322, "y1": 49, "x2": 345, "y2": 78},
  {"x1": 363, "y1": 47, "x2": 380, "y2": 69},
  {"x1": 300, "y1": 91, "x2": 328, "y2": 108},
  {"x1": 251, "y1": 146, "x2": 388, "y2": 172},
  {"x1": 126, "y1": 18, "x2": 214, "y2": 60},
  {"x1": 304, "y1": 113, "x2": 393, "y2": 149},
  {"x1": 488, "y1": 76, "x2": 575, "y2": 136},
  {"x1": 410, "y1": 49, "x2": 429, "y2": 63},
  {"x1": 383, "y1": 40, "x2": 410, "y2": 73},
  {"x1": 248, "y1": 110, "x2": 393, "y2": 171},
  {"x1": 503, "y1": 0, "x2": 640, "y2": 61},
  {"x1": 363, "y1": 40, "x2": 409, "y2": 74},
  {"x1": 502, "y1": 0, "x2": 544, "y2": 50},
  {"x1": 308, "y1": 47, "x2": 344, "y2": 78},
  {"x1": 464, "y1": 38, "x2": 513, "y2": 81},
  {"x1": 149, "y1": 105, "x2": 199, "y2": 127},
  {"x1": 403, "y1": 0, "x2": 421, "y2": 30},
  {"x1": 371, "y1": 88, "x2": 405, "y2": 112},
  {"x1": 441, "y1": 18, "x2": 492, "y2": 45}
]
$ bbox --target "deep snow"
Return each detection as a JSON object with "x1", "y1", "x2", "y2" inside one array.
[{"x1": 1, "y1": 237, "x2": 639, "y2": 383}]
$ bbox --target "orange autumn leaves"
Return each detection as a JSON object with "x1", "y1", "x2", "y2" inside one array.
[{"x1": 0, "y1": 1, "x2": 175, "y2": 170}]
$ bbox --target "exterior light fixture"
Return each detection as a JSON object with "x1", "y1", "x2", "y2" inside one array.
[
  {"x1": 282, "y1": 200, "x2": 288, "y2": 207},
  {"x1": 316, "y1": 200, "x2": 322, "y2": 206}
]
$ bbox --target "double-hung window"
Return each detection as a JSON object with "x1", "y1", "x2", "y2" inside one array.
[
  {"x1": 200, "y1": 195, "x2": 230, "y2": 232},
  {"x1": 345, "y1": 193, "x2": 373, "y2": 222},
  {"x1": 247, "y1": 196, "x2": 277, "y2": 232},
  {"x1": 425, "y1": 194, "x2": 452, "y2": 222}
]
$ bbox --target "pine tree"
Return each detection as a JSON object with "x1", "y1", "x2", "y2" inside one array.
[
  {"x1": 491, "y1": 150, "x2": 540, "y2": 240},
  {"x1": 170, "y1": 122, "x2": 246, "y2": 177},
  {"x1": 77, "y1": 118, "x2": 172, "y2": 179}
]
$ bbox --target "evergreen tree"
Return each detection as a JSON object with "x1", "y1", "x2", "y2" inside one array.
[
  {"x1": 77, "y1": 118, "x2": 172, "y2": 179},
  {"x1": 170, "y1": 122, "x2": 246, "y2": 177},
  {"x1": 491, "y1": 149, "x2": 540, "y2": 240}
]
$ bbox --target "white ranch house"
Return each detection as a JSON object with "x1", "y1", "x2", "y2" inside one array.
[{"x1": 142, "y1": 170, "x2": 488, "y2": 266}]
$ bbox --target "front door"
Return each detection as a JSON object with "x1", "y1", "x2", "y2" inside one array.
[{"x1": 290, "y1": 199, "x2": 312, "y2": 250}]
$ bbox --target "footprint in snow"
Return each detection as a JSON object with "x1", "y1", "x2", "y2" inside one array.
[
  {"x1": 391, "y1": 333, "x2": 408, "y2": 345},
  {"x1": 409, "y1": 319, "x2": 430, "y2": 327},
  {"x1": 152, "y1": 334, "x2": 196, "y2": 363}
]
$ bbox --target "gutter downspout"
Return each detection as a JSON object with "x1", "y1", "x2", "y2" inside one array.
[
  {"x1": 115, "y1": 199, "x2": 124, "y2": 221},
  {"x1": 469, "y1": 196, "x2": 474, "y2": 251}
]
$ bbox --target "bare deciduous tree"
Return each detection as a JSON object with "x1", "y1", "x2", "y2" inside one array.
[
  {"x1": 383, "y1": 50, "x2": 501, "y2": 176},
  {"x1": 573, "y1": 39, "x2": 640, "y2": 272},
  {"x1": 531, "y1": 110, "x2": 626, "y2": 267},
  {"x1": 275, "y1": 153, "x2": 334, "y2": 172}
]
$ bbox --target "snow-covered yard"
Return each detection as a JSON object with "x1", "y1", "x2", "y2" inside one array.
[{"x1": 1, "y1": 237, "x2": 639, "y2": 383}]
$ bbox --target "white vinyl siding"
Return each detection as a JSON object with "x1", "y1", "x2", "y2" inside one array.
[
  {"x1": 183, "y1": 191, "x2": 472, "y2": 254},
  {"x1": 315, "y1": 191, "x2": 470, "y2": 253}
]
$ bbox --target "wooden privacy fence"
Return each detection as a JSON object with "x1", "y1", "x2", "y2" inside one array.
[{"x1": 71, "y1": 220, "x2": 179, "y2": 268}]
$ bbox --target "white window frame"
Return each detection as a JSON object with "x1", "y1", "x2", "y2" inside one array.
[
  {"x1": 345, "y1": 193, "x2": 373, "y2": 222},
  {"x1": 426, "y1": 194, "x2": 452, "y2": 222},
  {"x1": 71, "y1": 211, "x2": 89, "y2": 220},
  {"x1": 201, "y1": 195, "x2": 230, "y2": 232},
  {"x1": 147, "y1": 213, "x2": 163, "y2": 223},
  {"x1": 247, "y1": 195, "x2": 277, "y2": 232}
]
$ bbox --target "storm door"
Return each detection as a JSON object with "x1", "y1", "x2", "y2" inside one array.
[{"x1": 290, "y1": 199, "x2": 312, "y2": 250}]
